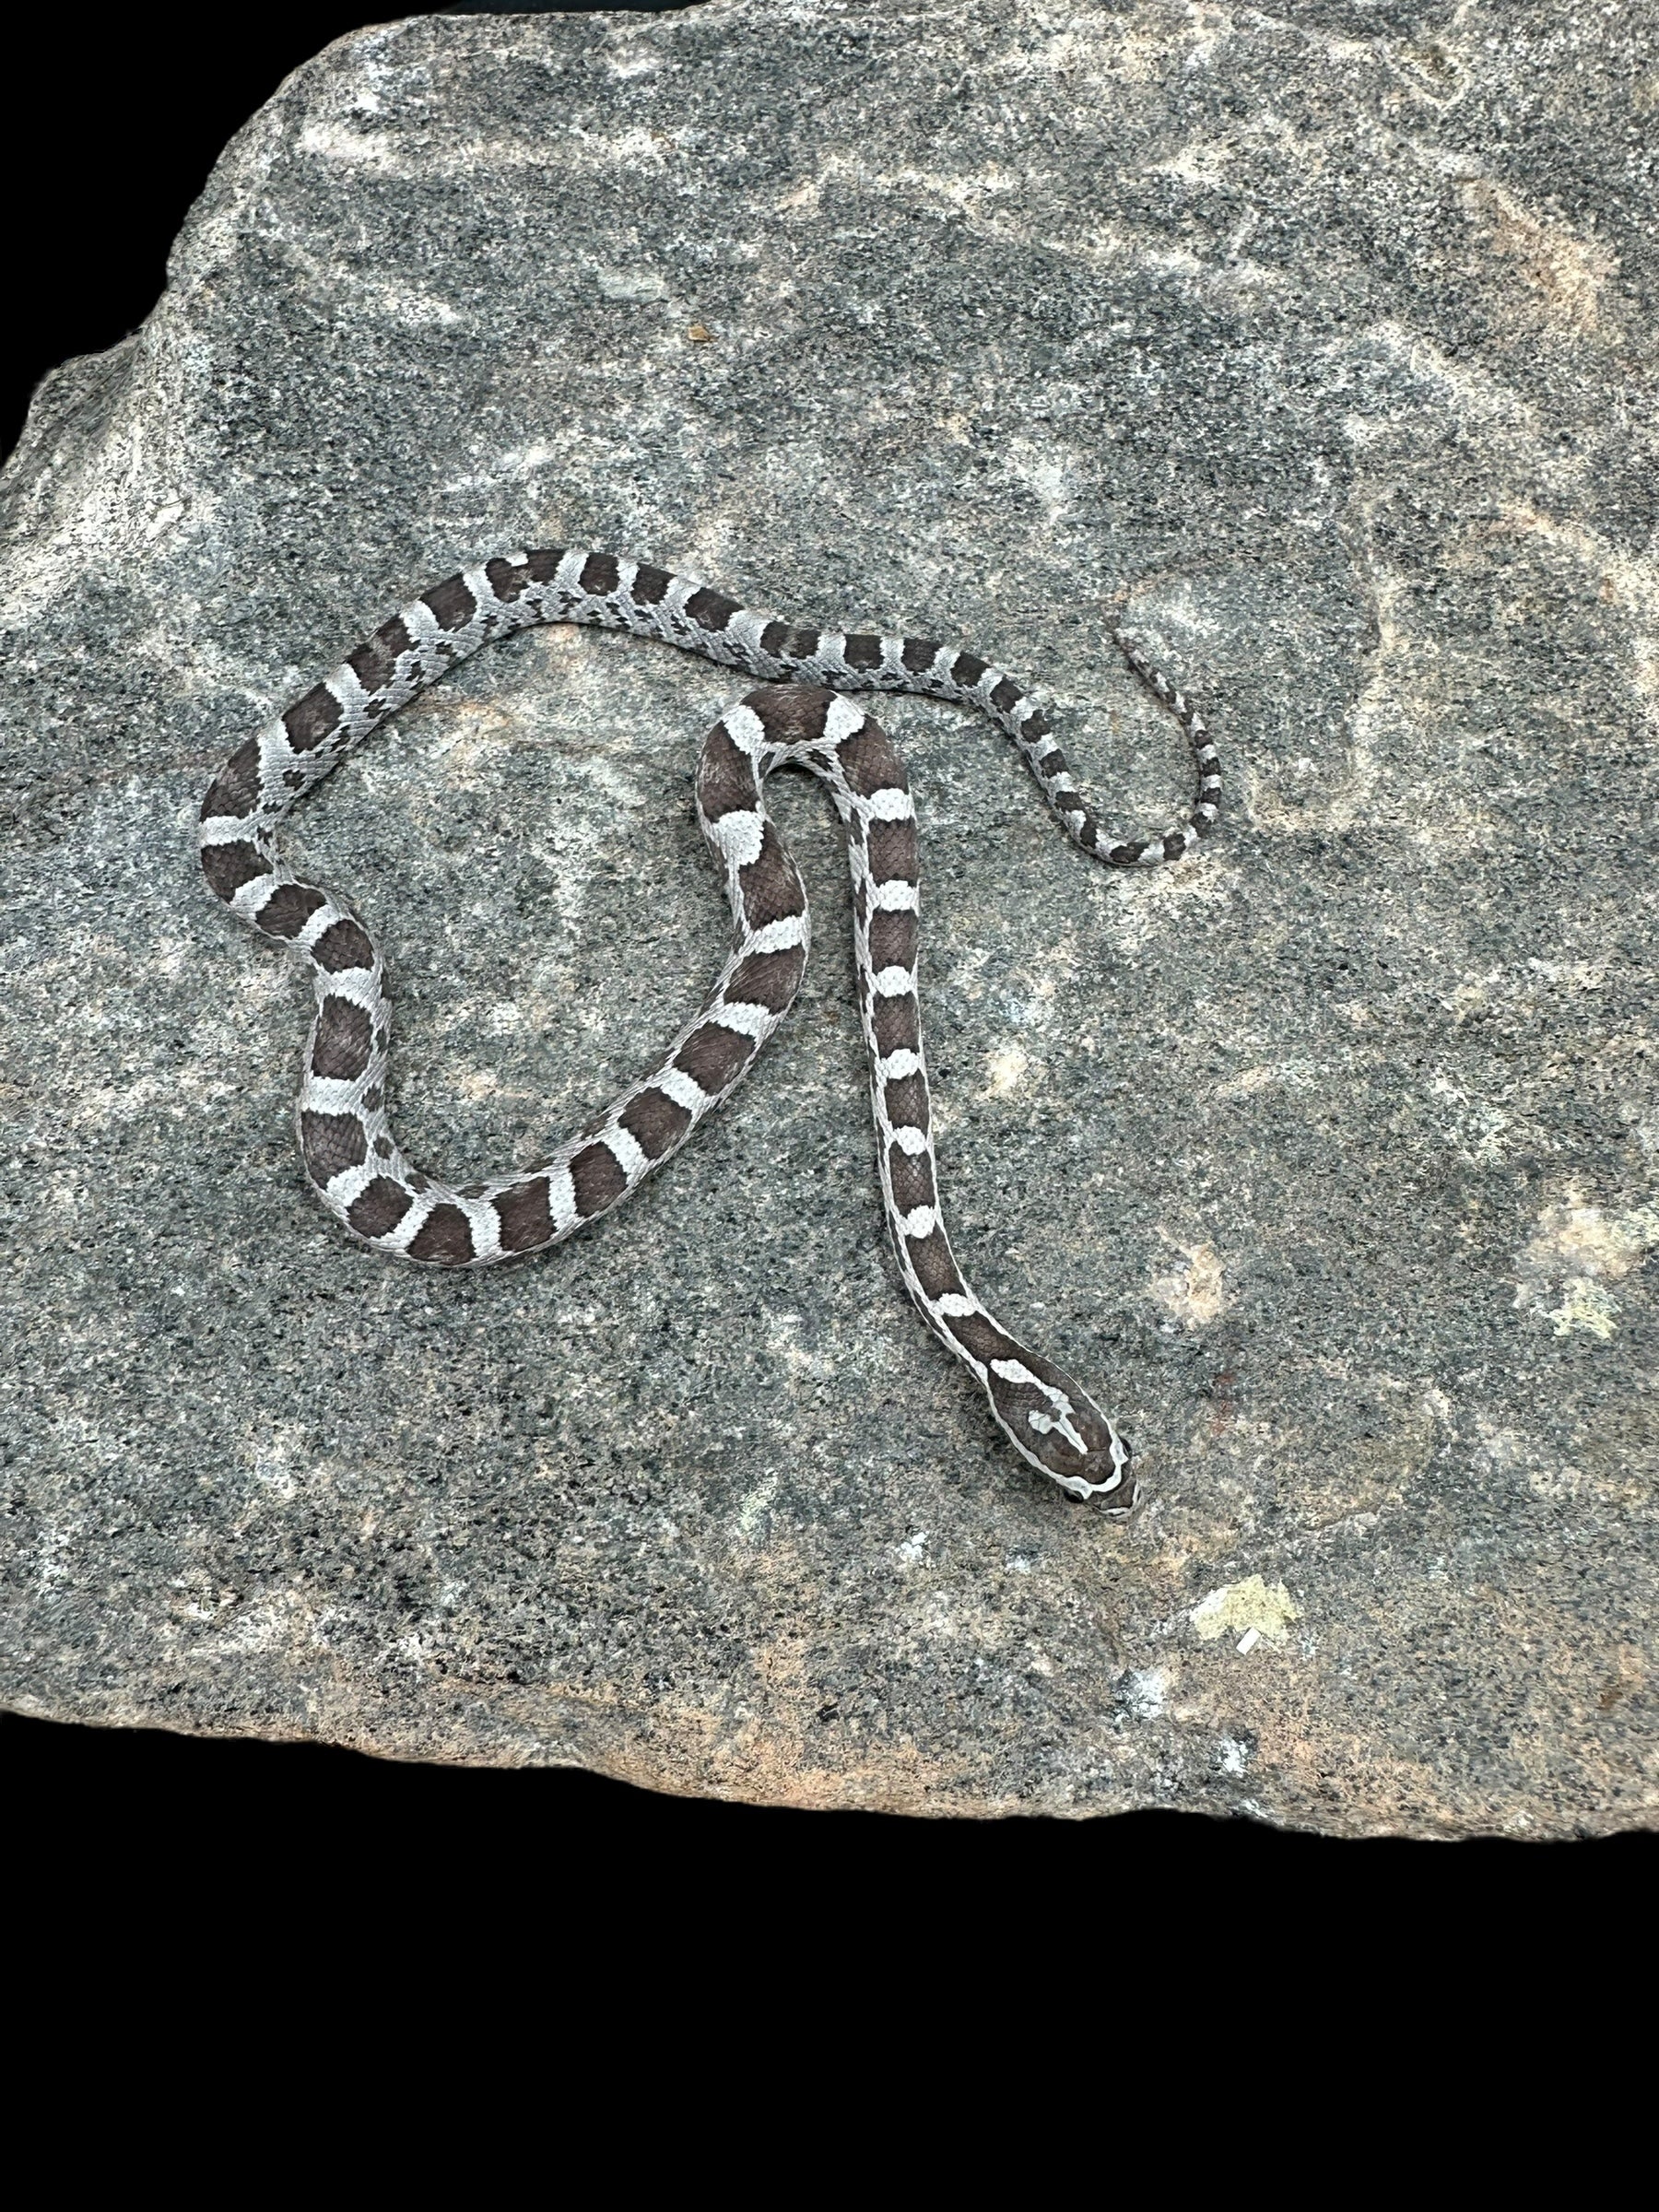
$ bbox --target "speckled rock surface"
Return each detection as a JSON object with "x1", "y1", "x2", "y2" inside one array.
[{"x1": 3, "y1": 0, "x2": 1656, "y2": 1834}]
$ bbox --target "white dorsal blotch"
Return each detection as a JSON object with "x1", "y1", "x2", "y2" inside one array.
[
  {"x1": 601, "y1": 1124, "x2": 650, "y2": 1181},
  {"x1": 868, "y1": 880, "x2": 920, "y2": 912},
  {"x1": 865, "y1": 787, "x2": 914, "y2": 821},
  {"x1": 712, "y1": 809, "x2": 766, "y2": 867},
  {"x1": 722, "y1": 700, "x2": 768, "y2": 753},
  {"x1": 823, "y1": 695, "x2": 865, "y2": 745}
]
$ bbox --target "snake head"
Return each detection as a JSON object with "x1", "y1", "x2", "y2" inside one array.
[
  {"x1": 1051, "y1": 1426, "x2": 1135, "y2": 1511},
  {"x1": 984, "y1": 1351, "x2": 1138, "y2": 1512}
]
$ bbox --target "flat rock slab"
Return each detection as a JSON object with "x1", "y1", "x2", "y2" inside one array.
[{"x1": 3, "y1": 1, "x2": 1655, "y2": 1835}]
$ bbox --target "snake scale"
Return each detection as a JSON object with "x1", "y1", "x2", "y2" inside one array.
[{"x1": 199, "y1": 548, "x2": 1220, "y2": 1506}]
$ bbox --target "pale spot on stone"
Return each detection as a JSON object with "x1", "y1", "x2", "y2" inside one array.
[
  {"x1": 734, "y1": 1475, "x2": 779, "y2": 1543},
  {"x1": 453, "y1": 1065, "x2": 501, "y2": 1102},
  {"x1": 1152, "y1": 138, "x2": 1230, "y2": 186},
  {"x1": 1215, "y1": 1060, "x2": 1316, "y2": 1100},
  {"x1": 597, "y1": 266, "x2": 668, "y2": 303},
  {"x1": 1123, "y1": 1667, "x2": 1167, "y2": 1718},
  {"x1": 1429, "y1": 1070, "x2": 1512, "y2": 1163},
  {"x1": 300, "y1": 121, "x2": 394, "y2": 168},
  {"x1": 982, "y1": 1042, "x2": 1029, "y2": 1097},
  {"x1": 1515, "y1": 1195, "x2": 1659, "y2": 1336},
  {"x1": 1477, "y1": 1419, "x2": 1645, "y2": 1507},
  {"x1": 1547, "y1": 1277, "x2": 1620, "y2": 1341},
  {"x1": 764, "y1": 1311, "x2": 835, "y2": 1380},
  {"x1": 1149, "y1": 1239, "x2": 1226, "y2": 1325},
  {"x1": 1458, "y1": 179, "x2": 1618, "y2": 336},
  {"x1": 1191, "y1": 1576, "x2": 1300, "y2": 1648},
  {"x1": 1526, "y1": 957, "x2": 1609, "y2": 989}
]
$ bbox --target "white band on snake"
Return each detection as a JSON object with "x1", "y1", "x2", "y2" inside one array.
[{"x1": 199, "y1": 548, "x2": 1221, "y2": 1506}]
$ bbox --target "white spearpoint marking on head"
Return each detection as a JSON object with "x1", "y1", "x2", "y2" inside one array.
[{"x1": 1026, "y1": 1408, "x2": 1089, "y2": 1455}]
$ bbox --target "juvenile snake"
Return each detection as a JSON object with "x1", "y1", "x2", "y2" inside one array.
[{"x1": 199, "y1": 548, "x2": 1220, "y2": 1505}]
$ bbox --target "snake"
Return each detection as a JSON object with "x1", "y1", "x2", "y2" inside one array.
[{"x1": 199, "y1": 548, "x2": 1220, "y2": 1506}]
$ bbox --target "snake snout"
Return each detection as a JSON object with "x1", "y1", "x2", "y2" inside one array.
[{"x1": 1072, "y1": 1429, "x2": 1137, "y2": 1512}]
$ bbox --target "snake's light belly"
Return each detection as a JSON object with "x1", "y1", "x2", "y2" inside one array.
[{"x1": 199, "y1": 548, "x2": 1221, "y2": 1506}]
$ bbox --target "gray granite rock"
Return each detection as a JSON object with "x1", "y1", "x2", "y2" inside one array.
[{"x1": 2, "y1": 0, "x2": 1655, "y2": 1834}]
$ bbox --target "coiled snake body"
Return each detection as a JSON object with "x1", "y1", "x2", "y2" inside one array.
[{"x1": 200, "y1": 549, "x2": 1220, "y2": 1506}]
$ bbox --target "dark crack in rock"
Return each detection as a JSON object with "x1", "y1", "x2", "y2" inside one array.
[{"x1": 2, "y1": 1, "x2": 1655, "y2": 1834}]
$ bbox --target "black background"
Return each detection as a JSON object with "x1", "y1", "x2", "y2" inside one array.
[{"x1": 3, "y1": 3, "x2": 1650, "y2": 1893}]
